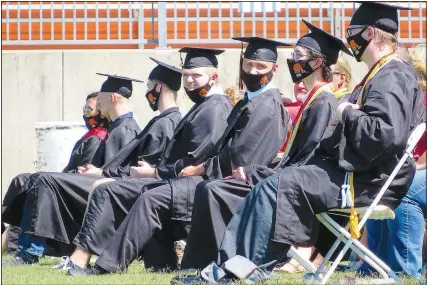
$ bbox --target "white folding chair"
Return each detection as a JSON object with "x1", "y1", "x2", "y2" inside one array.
[{"x1": 297, "y1": 123, "x2": 426, "y2": 284}]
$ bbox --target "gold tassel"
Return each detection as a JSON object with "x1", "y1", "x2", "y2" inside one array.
[
  {"x1": 238, "y1": 42, "x2": 244, "y2": 90},
  {"x1": 179, "y1": 52, "x2": 184, "y2": 69},
  {"x1": 349, "y1": 172, "x2": 361, "y2": 239}
]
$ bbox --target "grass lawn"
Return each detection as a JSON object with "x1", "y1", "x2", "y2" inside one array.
[{"x1": 1, "y1": 255, "x2": 423, "y2": 284}]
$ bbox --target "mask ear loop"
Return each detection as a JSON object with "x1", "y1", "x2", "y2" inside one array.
[{"x1": 238, "y1": 42, "x2": 245, "y2": 90}]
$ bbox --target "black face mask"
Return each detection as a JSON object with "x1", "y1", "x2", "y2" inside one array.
[
  {"x1": 184, "y1": 82, "x2": 212, "y2": 104},
  {"x1": 346, "y1": 27, "x2": 371, "y2": 62},
  {"x1": 241, "y1": 69, "x2": 274, "y2": 92},
  {"x1": 83, "y1": 114, "x2": 108, "y2": 130},
  {"x1": 287, "y1": 58, "x2": 315, "y2": 83},
  {"x1": 145, "y1": 85, "x2": 162, "y2": 111}
]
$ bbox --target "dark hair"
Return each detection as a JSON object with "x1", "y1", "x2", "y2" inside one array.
[
  {"x1": 306, "y1": 50, "x2": 333, "y2": 83},
  {"x1": 86, "y1": 92, "x2": 99, "y2": 101}
]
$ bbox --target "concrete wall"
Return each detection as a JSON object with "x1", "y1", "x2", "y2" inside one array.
[{"x1": 1, "y1": 49, "x2": 368, "y2": 195}]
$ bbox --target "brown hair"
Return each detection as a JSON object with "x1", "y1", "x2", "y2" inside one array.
[{"x1": 307, "y1": 49, "x2": 333, "y2": 82}]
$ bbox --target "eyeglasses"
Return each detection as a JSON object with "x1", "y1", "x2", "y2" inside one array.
[
  {"x1": 290, "y1": 52, "x2": 322, "y2": 62},
  {"x1": 333, "y1": 72, "x2": 344, "y2": 76},
  {"x1": 346, "y1": 25, "x2": 368, "y2": 37},
  {"x1": 83, "y1": 105, "x2": 93, "y2": 116}
]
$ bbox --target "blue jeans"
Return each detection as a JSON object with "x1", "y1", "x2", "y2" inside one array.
[
  {"x1": 17, "y1": 201, "x2": 46, "y2": 257},
  {"x1": 359, "y1": 170, "x2": 426, "y2": 279}
]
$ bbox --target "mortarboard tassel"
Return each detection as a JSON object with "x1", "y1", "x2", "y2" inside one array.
[
  {"x1": 179, "y1": 52, "x2": 184, "y2": 69},
  {"x1": 238, "y1": 43, "x2": 244, "y2": 90},
  {"x1": 349, "y1": 172, "x2": 360, "y2": 239}
]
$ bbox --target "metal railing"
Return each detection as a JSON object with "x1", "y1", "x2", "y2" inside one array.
[
  {"x1": 1, "y1": 2, "x2": 155, "y2": 48},
  {"x1": 2, "y1": 1, "x2": 426, "y2": 48}
]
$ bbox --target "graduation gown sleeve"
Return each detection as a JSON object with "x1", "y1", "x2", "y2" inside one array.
[
  {"x1": 284, "y1": 94, "x2": 338, "y2": 166},
  {"x1": 156, "y1": 100, "x2": 231, "y2": 179},
  {"x1": 340, "y1": 63, "x2": 416, "y2": 172},
  {"x1": 243, "y1": 93, "x2": 338, "y2": 186},
  {"x1": 62, "y1": 136, "x2": 104, "y2": 173},
  {"x1": 104, "y1": 119, "x2": 141, "y2": 162},
  {"x1": 102, "y1": 117, "x2": 178, "y2": 179},
  {"x1": 204, "y1": 97, "x2": 289, "y2": 179}
]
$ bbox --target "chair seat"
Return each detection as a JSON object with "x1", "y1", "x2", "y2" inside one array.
[{"x1": 326, "y1": 205, "x2": 395, "y2": 220}]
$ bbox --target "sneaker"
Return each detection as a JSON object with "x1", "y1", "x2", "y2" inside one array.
[
  {"x1": 170, "y1": 275, "x2": 234, "y2": 285},
  {"x1": 53, "y1": 256, "x2": 82, "y2": 270},
  {"x1": 2, "y1": 254, "x2": 39, "y2": 266},
  {"x1": 67, "y1": 264, "x2": 108, "y2": 276}
]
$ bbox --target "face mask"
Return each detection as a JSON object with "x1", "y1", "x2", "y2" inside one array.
[
  {"x1": 346, "y1": 27, "x2": 371, "y2": 62},
  {"x1": 83, "y1": 114, "x2": 108, "y2": 130},
  {"x1": 287, "y1": 58, "x2": 316, "y2": 83},
  {"x1": 184, "y1": 81, "x2": 212, "y2": 104},
  {"x1": 145, "y1": 84, "x2": 162, "y2": 111},
  {"x1": 241, "y1": 69, "x2": 273, "y2": 92}
]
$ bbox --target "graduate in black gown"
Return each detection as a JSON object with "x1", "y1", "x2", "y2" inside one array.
[
  {"x1": 1, "y1": 92, "x2": 109, "y2": 253},
  {"x1": 172, "y1": 3, "x2": 426, "y2": 283},
  {"x1": 66, "y1": 38, "x2": 291, "y2": 276},
  {"x1": 46, "y1": 49, "x2": 230, "y2": 272},
  {"x1": 2, "y1": 73, "x2": 143, "y2": 265},
  {"x1": 180, "y1": 20, "x2": 353, "y2": 270},
  {"x1": 64, "y1": 48, "x2": 232, "y2": 273},
  {"x1": 48, "y1": 58, "x2": 184, "y2": 270}
]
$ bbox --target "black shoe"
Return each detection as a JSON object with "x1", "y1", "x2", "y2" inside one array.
[
  {"x1": 2, "y1": 254, "x2": 39, "y2": 266},
  {"x1": 67, "y1": 264, "x2": 109, "y2": 276}
]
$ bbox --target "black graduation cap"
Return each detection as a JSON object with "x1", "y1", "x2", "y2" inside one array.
[
  {"x1": 350, "y1": 2, "x2": 411, "y2": 34},
  {"x1": 232, "y1": 36, "x2": 292, "y2": 62},
  {"x1": 179, "y1": 47, "x2": 225, "y2": 69},
  {"x1": 297, "y1": 19, "x2": 353, "y2": 65},
  {"x1": 148, "y1": 57, "x2": 183, "y2": 91},
  {"x1": 97, "y1": 73, "x2": 144, "y2": 99}
]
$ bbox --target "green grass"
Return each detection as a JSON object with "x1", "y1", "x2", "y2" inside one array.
[{"x1": 1, "y1": 255, "x2": 423, "y2": 284}]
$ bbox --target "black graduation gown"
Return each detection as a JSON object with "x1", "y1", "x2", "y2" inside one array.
[
  {"x1": 72, "y1": 95, "x2": 232, "y2": 257},
  {"x1": 92, "y1": 88, "x2": 290, "y2": 273},
  {"x1": 215, "y1": 59, "x2": 425, "y2": 274},
  {"x1": 15, "y1": 115, "x2": 140, "y2": 255},
  {"x1": 101, "y1": 107, "x2": 182, "y2": 178},
  {"x1": 181, "y1": 87, "x2": 339, "y2": 269},
  {"x1": 171, "y1": 88, "x2": 289, "y2": 223},
  {"x1": 62, "y1": 133, "x2": 106, "y2": 173},
  {"x1": 1, "y1": 128, "x2": 107, "y2": 251}
]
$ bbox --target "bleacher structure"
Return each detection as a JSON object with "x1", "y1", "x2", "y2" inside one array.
[{"x1": 2, "y1": 1, "x2": 426, "y2": 50}]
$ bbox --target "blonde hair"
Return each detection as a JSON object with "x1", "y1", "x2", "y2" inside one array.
[
  {"x1": 374, "y1": 27, "x2": 398, "y2": 51},
  {"x1": 410, "y1": 44, "x2": 426, "y2": 90},
  {"x1": 114, "y1": 93, "x2": 129, "y2": 103},
  {"x1": 334, "y1": 56, "x2": 352, "y2": 89},
  {"x1": 412, "y1": 44, "x2": 426, "y2": 62},
  {"x1": 204, "y1": 66, "x2": 221, "y2": 87}
]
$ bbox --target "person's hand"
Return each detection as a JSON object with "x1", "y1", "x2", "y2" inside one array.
[
  {"x1": 416, "y1": 152, "x2": 426, "y2": 170},
  {"x1": 336, "y1": 102, "x2": 360, "y2": 121},
  {"x1": 232, "y1": 167, "x2": 247, "y2": 182},
  {"x1": 130, "y1": 161, "x2": 156, "y2": 178},
  {"x1": 78, "y1": 164, "x2": 100, "y2": 174},
  {"x1": 178, "y1": 164, "x2": 205, "y2": 177},
  {"x1": 79, "y1": 164, "x2": 102, "y2": 175}
]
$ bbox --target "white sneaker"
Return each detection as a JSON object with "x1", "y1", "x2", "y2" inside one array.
[{"x1": 52, "y1": 256, "x2": 81, "y2": 270}]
